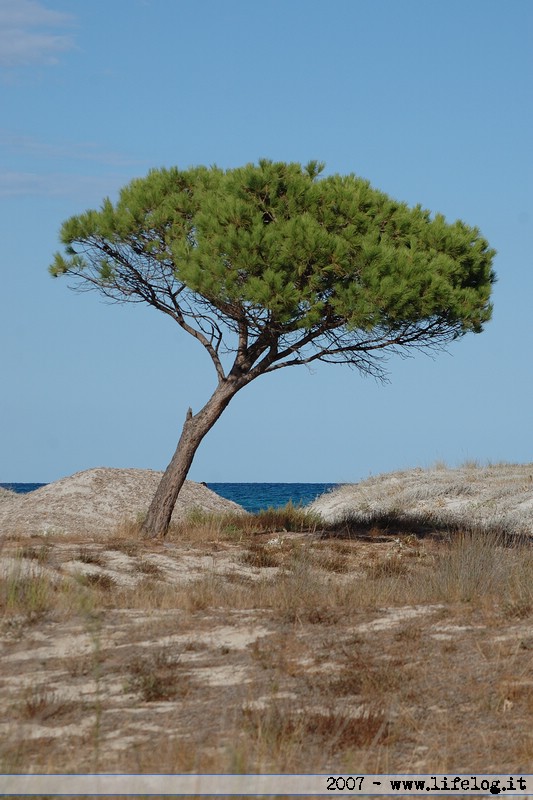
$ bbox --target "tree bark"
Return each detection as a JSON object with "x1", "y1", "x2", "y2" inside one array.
[{"x1": 141, "y1": 379, "x2": 243, "y2": 538}]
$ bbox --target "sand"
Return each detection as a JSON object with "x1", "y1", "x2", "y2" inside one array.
[
  {"x1": 309, "y1": 462, "x2": 533, "y2": 536},
  {"x1": 0, "y1": 467, "x2": 244, "y2": 538}
]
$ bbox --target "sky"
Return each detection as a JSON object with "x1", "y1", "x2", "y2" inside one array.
[{"x1": 1, "y1": 0, "x2": 532, "y2": 484}]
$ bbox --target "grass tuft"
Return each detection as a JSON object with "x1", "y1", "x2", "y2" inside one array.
[
  {"x1": 165, "y1": 504, "x2": 320, "y2": 545},
  {"x1": 426, "y1": 530, "x2": 507, "y2": 603},
  {"x1": 126, "y1": 647, "x2": 192, "y2": 702},
  {"x1": 76, "y1": 572, "x2": 116, "y2": 592},
  {"x1": 239, "y1": 543, "x2": 282, "y2": 569},
  {"x1": 0, "y1": 567, "x2": 54, "y2": 618},
  {"x1": 78, "y1": 547, "x2": 106, "y2": 566},
  {"x1": 17, "y1": 545, "x2": 52, "y2": 564},
  {"x1": 19, "y1": 687, "x2": 78, "y2": 722},
  {"x1": 241, "y1": 703, "x2": 389, "y2": 758}
]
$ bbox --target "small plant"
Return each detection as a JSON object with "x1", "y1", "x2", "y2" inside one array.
[
  {"x1": 503, "y1": 597, "x2": 533, "y2": 619},
  {"x1": 19, "y1": 686, "x2": 77, "y2": 722},
  {"x1": 501, "y1": 557, "x2": 533, "y2": 619},
  {"x1": 221, "y1": 522, "x2": 243, "y2": 540},
  {"x1": 126, "y1": 647, "x2": 191, "y2": 702},
  {"x1": 78, "y1": 547, "x2": 106, "y2": 566},
  {"x1": 106, "y1": 536, "x2": 140, "y2": 557},
  {"x1": 18, "y1": 544, "x2": 52, "y2": 564},
  {"x1": 427, "y1": 530, "x2": 505, "y2": 603},
  {"x1": 364, "y1": 557, "x2": 408, "y2": 579},
  {"x1": 240, "y1": 543, "x2": 281, "y2": 569},
  {"x1": 166, "y1": 505, "x2": 318, "y2": 545},
  {"x1": 462, "y1": 458, "x2": 481, "y2": 470},
  {"x1": 240, "y1": 704, "x2": 303, "y2": 754},
  {"x1": 184, "y1": 507, "x2": 214, "y2": 526},
  {"x1": 326, "y1": 667, "x2": 363, "y2": 697},
  {"x1": 135, "y1": 558, "x2": 164, "y2": 577},
  {"x1": 241, "y1": 704, "x2": 389, "y2": 754},
  {"x1": 65, "y1": 653, "x2": 99, "y2": 678},
  {"x1": 253, "y1": 503, "x2": 320, "y2": 533},
  {"x1": 318, "y1": 550, "x2": 352, "y2": 573},
  {"x1": 76, "y1": 572, "x2": 116, "y2": 591},
  {"x1": 0, "y1": 566, "x2": 53, "y2": 618}
]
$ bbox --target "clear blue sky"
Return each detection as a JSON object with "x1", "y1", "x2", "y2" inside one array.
[{"x1": 1, "y1": 0, "x2": 532, "y2": 484}]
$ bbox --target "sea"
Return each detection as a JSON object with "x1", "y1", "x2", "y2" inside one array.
[{"x1": 0, "y1": 482, "x2": 338, "y2": 514}]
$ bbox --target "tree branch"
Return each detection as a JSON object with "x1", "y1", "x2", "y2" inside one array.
[{"x1": 72, "y1": 238, "x2": 228, "y2": 383}]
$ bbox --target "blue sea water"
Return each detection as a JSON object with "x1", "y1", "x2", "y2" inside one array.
[
  {"x1": 207, "y1": 483, "x2": 338, "y2": 513},
  {"x1": 1, "y1": 483, "x2": 46, "y2": 494},
  {"x1": 1, "y1": 482, "x2": 337, "y2": 514}
]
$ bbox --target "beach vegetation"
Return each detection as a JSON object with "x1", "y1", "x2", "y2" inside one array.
[{"x1": 1, "y1": 509, "x2": 533, "y2": 773}]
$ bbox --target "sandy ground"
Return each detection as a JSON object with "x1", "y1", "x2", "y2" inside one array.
[
  {"x1": 0, "y1": 467, "x2": 244, "y2": 538},
  {"x1": 1, "y1": 464, "x2": 533, "y2": 774},
  {"x1": 2, "y1": 532, "x2": 533, "y2": 775},
  {"x1": 310, "y1": 463, "x2": 533, "y2": 536}
]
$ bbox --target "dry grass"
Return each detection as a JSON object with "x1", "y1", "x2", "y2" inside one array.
[
  {"x1": 163, "y1": 504, "x2": 319, "y2": 546},
  {"x1": 2, "y1": 485, "x2": 533, "y2": 776},
  {"x1": 0, "y1": 567, "x2": 56, "y2": 619},
  {"x1": 126, "y1": 646, "x2": 193, "y2": 702},
  {"x1": 77, "y1": 546, "x2": 106, "y2": 566},
  {"x1": 18, "y1": 687, "x2": 80, "y2": 723},
  {"x1": 240, "y1": 703, "x2": 390, "y2": 770}
]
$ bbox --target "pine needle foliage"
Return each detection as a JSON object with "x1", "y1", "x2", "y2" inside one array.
[{"x1": 51, "y1": 159, "x2": 495, "y2": 380}]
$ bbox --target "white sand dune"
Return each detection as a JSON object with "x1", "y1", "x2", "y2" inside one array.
[
  {"x1": 2, "y1": 463, "x2": 532, "y2": 540},
  {"x1": 0, "y1": 467, "x2": 244, "y2": 537},
  {"x1": 309, "y1": 463, "x2": 533, "y2": 536}
]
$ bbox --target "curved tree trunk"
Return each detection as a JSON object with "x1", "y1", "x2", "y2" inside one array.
[{"x1": 141, "y1": 379, "x2": 243, "y2": 538}]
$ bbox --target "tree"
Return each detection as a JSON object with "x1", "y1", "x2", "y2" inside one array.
[{"x1": 50, "y1": 160, "x2": 496, "y2": 537}]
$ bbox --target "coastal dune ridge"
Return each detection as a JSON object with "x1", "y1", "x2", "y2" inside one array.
[
  {"x1": 309, "y1": 462, "x2": 533, "y2": 538},
  {"x1": 0, "y1": 462, "x2": 532, "y2": 539},
  {"x1": 0, "y1": 467, "x2": 245, "y2": 537}
]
